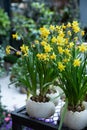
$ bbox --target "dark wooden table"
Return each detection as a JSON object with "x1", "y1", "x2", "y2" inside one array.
[
  {"x1": 11, "y1": 102, "x2": 87, "y2": 130},
  {"x1": 11, "y1": 100, "x2": 67, "y2": 130},
  {"x1": 11, "y1": 105, "x2": 60, "y2": 130}
]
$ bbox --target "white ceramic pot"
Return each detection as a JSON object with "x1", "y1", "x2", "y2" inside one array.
[
  {"x1": 46, "y1": 89, "x2": 60, "y2": 106},
  {"x1": 26, "y1": 98, "x2": 55, "y2": 118},
  {"x1": 60, "y1": 103, "x2": 87, "y2": 130}
]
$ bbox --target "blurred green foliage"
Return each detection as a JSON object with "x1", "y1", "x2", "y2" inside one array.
[
  {"x1": 0, "y1": 45, "x2": 6, "y2": 77},
  {"x1": 0, "y1": 8, "x2": 11, "y2": 45}
]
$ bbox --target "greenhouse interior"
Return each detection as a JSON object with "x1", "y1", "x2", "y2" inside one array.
[{"x1": 0, "y1": 0, "x2": 87, "y2": 130}]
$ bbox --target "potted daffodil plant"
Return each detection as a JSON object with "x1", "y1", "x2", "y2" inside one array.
[
  {"x1": 6, "y1": 32, "x2": 59, "y2": 118},
  {"x1": 36, "y1": 21, "x2": 87, "y2": 130}
]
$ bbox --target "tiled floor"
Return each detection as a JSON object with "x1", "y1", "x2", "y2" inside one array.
[{"x1": 0, "y1": 75, "x2": 26, "y2": 111}]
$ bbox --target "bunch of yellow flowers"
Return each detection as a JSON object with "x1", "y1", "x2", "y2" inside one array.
[
  {"x1": 35, "y1": 21, "x2": 87, "y2": 109},
  {"x1": 6, "y1": 21, "x2": 87, "y2": 108},
  {"x1": 34, "y1": 21, "x2": 87, "y2": 72},
  {"x1": 6, "y1": 21, "x2": 87, "y2": 73}
]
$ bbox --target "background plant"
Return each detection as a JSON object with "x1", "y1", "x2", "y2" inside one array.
[
  {"x1": 57, "y1": 0, "x2": 79, "y2": 24},
  {"x1": 25, "y1": 0, "x2": 79, "y2": 25},
  {"x1": 0, "y1": 45, "x2": 6, "y2": 77},
  {"x1": 0, "y1": 8, "x2": 11, "y2": 46},
  {"x1": 11, "y1": 1, "x2": 60, "y2": 46},
  {"x1": 11, "y1": 14, "x2": 38, "y2": 45},
  {"x1": 26, "y1": 2, "x2": 55, "y2": 26}
]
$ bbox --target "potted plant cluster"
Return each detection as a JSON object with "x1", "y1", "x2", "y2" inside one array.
[
  {"x1": 6, "y1": 20, "x2": 87, "y2": 129},
  {"x1": 36, "y1": 21, "x2": 87, "y2": 130}
]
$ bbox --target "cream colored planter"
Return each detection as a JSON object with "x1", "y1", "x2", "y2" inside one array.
[
  {"x1": 46, "y1": 89, "x2": 60, "y2": 106},
  {"x1": 26, "y1": 98, "x2": 55, "y2": 118},
  {"x1": 60, "y1": 103, "x2": 87, "y2": 130}
]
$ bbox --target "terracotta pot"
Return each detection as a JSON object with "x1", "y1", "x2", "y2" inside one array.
[
  {"x1": 26, "y1": 98, "x2": 55, "y2": 118},
  {"x1": 60, "y1": 103, "x2": 87, "y2": 130}
]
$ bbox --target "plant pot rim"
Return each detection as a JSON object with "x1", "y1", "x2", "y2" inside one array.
[{"x1": 28, "y1": 97, "x2": 53, "y2": 104}]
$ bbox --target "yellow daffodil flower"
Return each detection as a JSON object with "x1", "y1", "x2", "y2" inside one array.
[
  {"x1": 40, "y1": 27, "x2": 50, "y2": 38},
  {"x1": 73, "y1": 59, "x2": 81, "y2": 67},
  {"x1": 37, "y1": 53, "x2": 49, "y2": 61},
  {"x1": 65, "y1": 38, "x2": 69, "y2": 44},
  {"x1": 20, "y1": 44, "x2": 28, "y2": 55},
  {"x1": 35, "y1": 40, "x2": 39, "y2": 44},
  {"x1": 72, "y1": 21, "x2": 79, "y2": 26},
  {"x1": 62, "y1": 58, "x2": 69, "y2": 63},
  {"x1": 12, "y1": 33, "x2": 18, "y2": 39},
  {"x1": 55, "y1": 25, "x2": 61, "y2": 30},
  {"x1": 64, "y1": 49, "x2": 70, "y2": 56},
  {"x1": 79, "y1": 44, "x2": 86, "y2": 52},
  {"x1": 51, "y1": 37, "x2": 57, "y2": 43},
  {"x1": 72, "y1": 21, "x2": 80, "y2": 33},
  {"x1": 67, "y1": 30, "x2": 71, "y2": 36},
  {"x1": 58, "y1": 46, "x2": 64, "y2": 54},
  {"x1": 62, "y1": 24, "x2": 66, "y2": 29},
  {"x1": 57, "y1": 36, "x2": 65, "y2": 45},
  {"x1": 6, "y1": 45, "x2": 11, "y2": 55},
  {"x1": 44, "y1": 44, "x2": 52, "y2": 53},
  {"x1": 59, "y1": 30, "x2": 65, "y2": 38},
  {"x1": 50, "y1": 53, "x2": 56, "y2": 60},
  {"x1": 67, "y1": 22, "x2": 71, "y2": 28},
  {"x1": 81, "y1": 31, "x2": 85, "y2": 36},
  {"x1": 58, "y1": 62, "x2": 65, "y2": 71},
  {"x1": 41, "y1": 41, "x2": 47, "y2": 46},
  {"x1": 50, "y1": 25, "x2": 55, "y2": 31},
  {"x1": 74, "y1": 37, "x2": 78, "y2": 41},
  {"x1": 68, "y1": 42, "x2": 74, "y2": 48}
]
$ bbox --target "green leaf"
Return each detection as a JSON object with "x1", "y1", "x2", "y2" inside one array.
[{"x1": 58, "y1": 99, "x2": 68, "y2": 130}]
